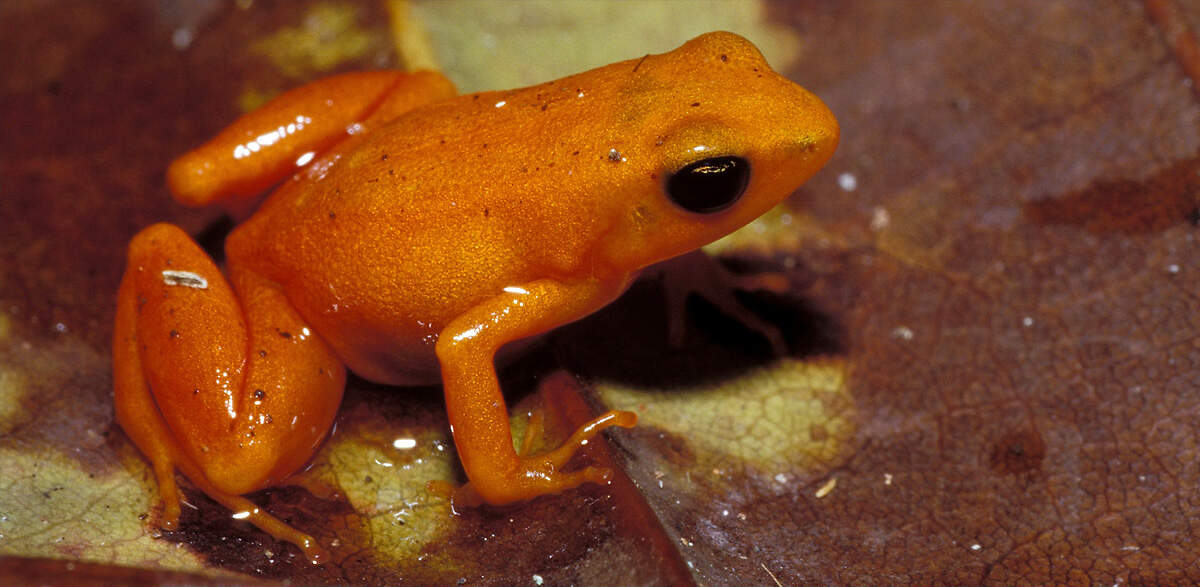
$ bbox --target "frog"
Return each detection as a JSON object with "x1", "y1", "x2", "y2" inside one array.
[{"x1": 112, "y1": 31, "x2": 838, "y2": 563}]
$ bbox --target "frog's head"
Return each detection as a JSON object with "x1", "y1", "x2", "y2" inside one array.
[{"x1": 593, "y1": 31, "x2": 838, "y2": 274}]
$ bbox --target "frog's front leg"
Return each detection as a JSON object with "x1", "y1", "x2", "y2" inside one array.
[
  {"x1": 651, "y1": 250, "x2": 789, "y2": 355},
  {"x1": 435, "y1": 278, "x2": 639, "y2": 506},
  {"x1": 113, "y1": 223, "x2": 345, "y2": 562}
]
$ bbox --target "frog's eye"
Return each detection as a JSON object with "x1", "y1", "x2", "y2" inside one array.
[{"x1": 665, "y1": 156, "x2": 750, "y2": 214}]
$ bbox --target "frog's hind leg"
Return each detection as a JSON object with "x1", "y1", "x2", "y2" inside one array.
[
  {"x1": 112, "y1": 287, "x2": 185, "y2": 530},
  {"x1": 112, "y1": 223, "x2": 344, "y2": 563},
  {"x1": 167, "y1": 70, "x2": 455, "y2": 215}
]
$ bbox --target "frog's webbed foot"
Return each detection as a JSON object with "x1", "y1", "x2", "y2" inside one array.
[
  {"x1": 176, "y1": 459, "x2": 331, "y2": 564},
  {"x1": 124, "y1": 412, "x2": 331, "y2": 563},
  {"x1": 512, "y1": 408, "x2": 637, "y2": 497},
  {"x1": 444, "y1": 409, "x2": 636, "y2": 510},
  {"x1": 123, "y1": 421, "x2": 328, "y2": 562},
  {"x1": 650, "y1": 249, "x2": 789, "y2": 356}
]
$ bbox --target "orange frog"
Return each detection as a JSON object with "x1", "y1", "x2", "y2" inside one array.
[{"x1": 112, "y1": 32, "x2": 838, "y2": 562}]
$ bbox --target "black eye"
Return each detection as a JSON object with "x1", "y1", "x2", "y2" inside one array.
[{"x1": 665, "y1": 156, "x2": 750, "y2": 214}]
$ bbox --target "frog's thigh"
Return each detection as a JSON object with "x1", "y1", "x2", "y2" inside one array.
[
  {"x1": 224, "y1": 264, "x2": 346, "y2": 490},
  {"x1": 116, "y1": 223, "x2": 343, "y2": 496}
]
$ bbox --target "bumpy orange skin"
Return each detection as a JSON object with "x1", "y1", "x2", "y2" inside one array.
[{"x1": 113, "y1": 32, "x2": 838, "y2": 562}]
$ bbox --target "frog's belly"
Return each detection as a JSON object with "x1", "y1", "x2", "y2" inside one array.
[
  {"x1": 339, "y1": 336, "x2": 442, "y2": 386},
  {"x1": 302, "y1": 312, "x2": 441, "y2": 386},
  {"x1": 302, "y1": 309, "x2": 541, "y2": 388},
  {"x1": 258, "y1": 219, "x2": 541, "y2": 386}
]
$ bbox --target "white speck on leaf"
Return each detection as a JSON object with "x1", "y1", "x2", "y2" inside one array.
[
  {"x1": 815, "y1": 477, "x2": 837, "y2": 498},
  {"x1": 838, "y1": 172, "x2": 857, "y2": 191}
]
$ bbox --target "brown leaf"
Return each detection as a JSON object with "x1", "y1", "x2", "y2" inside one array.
[{"x1": 3, "y1": 0, "x2": 1199, "y2": 585}]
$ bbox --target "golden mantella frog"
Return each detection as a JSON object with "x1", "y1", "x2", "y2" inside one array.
[{"x1": 112, "y1": 31, "x2": 838, "y2": 562}]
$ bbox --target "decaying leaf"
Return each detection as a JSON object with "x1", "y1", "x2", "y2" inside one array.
[{"x1": 3, "y1": 0, "x2": 1200, "y2": 584}]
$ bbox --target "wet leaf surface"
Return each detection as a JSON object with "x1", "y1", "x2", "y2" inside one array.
[{"x1": 3, "y1": 0, "x2": 1200, "y2": 584}]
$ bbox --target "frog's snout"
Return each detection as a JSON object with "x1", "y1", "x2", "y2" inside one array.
[{"x1": 800, "y1": 103, "x2": 839, "y2": 167}]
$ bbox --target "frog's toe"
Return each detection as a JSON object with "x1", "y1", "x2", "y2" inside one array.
[{"x1": 540, "y1": 409, "x2": 637, "y2": 469}]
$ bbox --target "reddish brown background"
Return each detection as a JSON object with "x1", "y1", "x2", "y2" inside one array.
[{"x1": 2, "y1": 0, "x2": 1199, "y2": 584}]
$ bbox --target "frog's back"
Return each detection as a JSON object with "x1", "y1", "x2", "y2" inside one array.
[{"x1": 227, "y1": 31, "x2": 837, "y2": 384}]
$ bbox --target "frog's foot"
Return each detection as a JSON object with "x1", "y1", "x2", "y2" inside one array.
[
  {"x1": 652, "y1": 250, "x2": 789, "y2": 355},
  {"x1": 536, "y1": 409, "x2": 637, "y2": 470},
  {"x1": 179, "y1": 466, "x2": 330, "y2": 564},
  {"x1": 427, "y1": 408, "x2": 546, "y2": 509},
  {"x1": 129, "y1": 429, "x2": 330, "y2": 563},
  {"x1": 445, "y1": 410, "x2": 637, "y2": 509},
  {"x1": 280, "y1": 474, "x2": 343, "y2": 502},
  {"x1": 497, "y1": 409, "x2": 638, "y2": 504}
]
